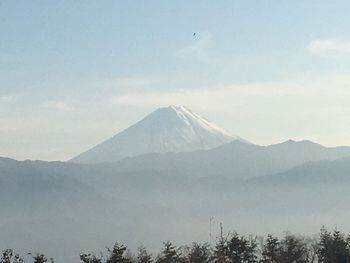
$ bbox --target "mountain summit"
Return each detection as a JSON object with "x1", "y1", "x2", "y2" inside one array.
[{"x1": 71, "y1": 105, "x2": 247, "y2": 163}]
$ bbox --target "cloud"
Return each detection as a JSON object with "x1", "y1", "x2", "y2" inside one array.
[
  {"x1": 110, "y1": 74, "x2": 350, "y2": 114},
  {"x1": 110, "y1": 82, "x2": 290, "y2": 113},
  {"x1": 307, "y1": 39, "x2": 350, "y2": 57},
  {"x1": 177, "y1": 32, "x2": 213, "y2": 59},
  {"x1": 43, "y1": 101, "x2": 73, "y2": 111},
  {"x1": 111, "y1": 88, "x2": 237, "y2": 113}
]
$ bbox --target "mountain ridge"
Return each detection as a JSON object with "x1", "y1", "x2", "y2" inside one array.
[
  {"x1": 99, "y1": 139, "x2": 350, "y2": 180},
  {"x1": 249, "y1": 156, "x2": 350, "y2": 186}
]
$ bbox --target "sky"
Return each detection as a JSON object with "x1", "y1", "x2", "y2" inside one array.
[{"x1": 2, "y1": 1, "x2": 350, "y2": 160}]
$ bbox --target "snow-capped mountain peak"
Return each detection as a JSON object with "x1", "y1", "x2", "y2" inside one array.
[
  {"x1": 168, "y1": 105, "x2": 232, "y2": 137},
  {"x1": 70, "y1": 105, "x2": 249, "y2": 163}
]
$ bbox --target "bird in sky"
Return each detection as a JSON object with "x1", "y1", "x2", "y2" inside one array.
[{"x1": 193, "y1": 32, "x2": 196, "y2": 36}]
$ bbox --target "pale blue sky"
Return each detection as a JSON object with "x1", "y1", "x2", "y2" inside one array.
[{"x1": 2, "y1": 1, "x2": 350, "y2": 160}]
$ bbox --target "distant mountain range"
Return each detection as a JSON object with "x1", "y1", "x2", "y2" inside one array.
[
  {"x1": 2, "y1": 138, "x2": 350, "y2": 186},
  {"x1": 69, "y1": 105, "x2": 350, "y2": 180},
  {"x1": 96, "y1": 139, "x2": 350, "y2": 180},
  {"x1": 3, "y1": 106, "x2": 350, "y2": 188}
]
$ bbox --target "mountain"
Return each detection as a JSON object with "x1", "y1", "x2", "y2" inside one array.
[
  {"x1": 71, "y1": 105, "x2": 246, "y2": 163},
  {"x1": 100, "y1": 139, "x2": 350, "y2": 180},
  {"x1": 0, "y1": 157, "x2": 99, "y2": 210},
  {"x1": 249, "y1": 156, "x2": 350, "y2": 186}
]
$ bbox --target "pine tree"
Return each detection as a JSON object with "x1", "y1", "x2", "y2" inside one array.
[
  {"x1": 32, "y1": 254, "x2": 48, "y2": 263},
  {"x1": 225, "y1": 233, "x2": 257, "y2": 263},
  {"x1": 279, "y1": 234, "x2": 308, "y2": 263},
  {"x1": 80, "y1": 253, "x2": 103, "y2": 263},
  {"x1": 317, "y1": 228, "x2": 350, "y2": 263},
  {"x1": 0, "y1": 249, "x2": 23, "y2": 263},
  {"x1": 261, "y1": 235, "x2": 280, "y2": 263},
  {"x1": 156, "y1": 242, "x2": 183, "y2": 263},
  {"x1": 106, "y1": 243, "x2": 130, "y2": 263},
  {"x1": 186, "y1": 243, "x2": 211, "y2": 263},
  {"x1": 137, "y1": 246, "x2": 152, "y2": 263},
  {"x1": 214, "y1": 236, "x2": 228, "y2": 263}
]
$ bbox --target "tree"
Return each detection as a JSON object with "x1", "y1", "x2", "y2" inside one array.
[
  {"x1": 317, "y1": 228, "x2": 350, "y2": 263},
  {"x1": 303, "y1": 236, "x2": 318, "y2": 263},
  {"x1": 0, "y1": 249, "x2": 23, "y2": 263},
  {"x1": 106, "y1": 243, "x2": 131, "y2": 263},
  {"x1": 137, "y1": 246, "x2": 152, "y2": 263},
  {"x1": 186, "y1": 243, "x2": 211, "y2": 263},
  {"x1": 279, "y1": 234, "x2": 308, "y2": 263},
  {"x1": 214, "y1": 235, "x2": 229, "y2": 263},
  {"x1": 32, "y1": 254, "x2": 48, "y2": 263},
  {"x1": 225, "y1": 233, "x2": 257, "y2": 263},
  {"x1": 80, "y1": 253, "x2": 103, "y2": 263},
  {"x1": 261, "y1": 235, "x2": 280, "y2": 263},
  {"x1": 156, "y1": 242, "x2": 183, "y2": 263}
]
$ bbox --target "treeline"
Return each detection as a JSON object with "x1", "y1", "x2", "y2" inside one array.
[{"x1": 2, "y1": 228, "x2": 350, "y2": 263}]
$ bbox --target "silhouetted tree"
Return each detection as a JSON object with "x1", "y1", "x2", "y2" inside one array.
[
  {"x1": 279, "y1": 234, "x2": 308, "y2": 263},
  {"x1": 214, "y1": 235, "x2": 229, "y2": 263},
  {"x1": 137, "y1": 246, "x2": 152, "y2": 263},
  {"x1": 225, "y1": 233, "x2": 257, "y2": 263},
  {"x1": 0, "y1": 250, "x2": 23, "y2": 263},
  {"x1": 80, "y1": 253, "x2": 103, "y2": 263},
  {"x1": 8, "y1": 227, "x2": 350, "y2": 263},
  {"x1": 304, "y1": 236, "x2": 318, "y2": 263},
  {"x1": 261, "y1": 235, "x2": 280, "y2": 263},
  {"x1": 317, "y1": 228, "x2": 350, "y2": 263},
  {"x1": 106, "y1": 243, "x2": 131, "y2": 263},
  {"x1": 156, "y1": 242, "x2": 184, "y2": 263},
  {"x1": 32, "y1": 254, "x2": 48, "y2": 263},
  {"x1": 185, "y1": 243, "x2": 211, "y2": 263}
]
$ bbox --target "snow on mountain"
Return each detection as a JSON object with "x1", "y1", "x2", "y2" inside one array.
[{"x1": 70, "y1": 105, "x2": 248, "y2": 163}]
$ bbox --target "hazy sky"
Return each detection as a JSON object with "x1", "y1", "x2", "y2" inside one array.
[{"x1": 2, "y1": 1, "x2": 350, "y2": 160}]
